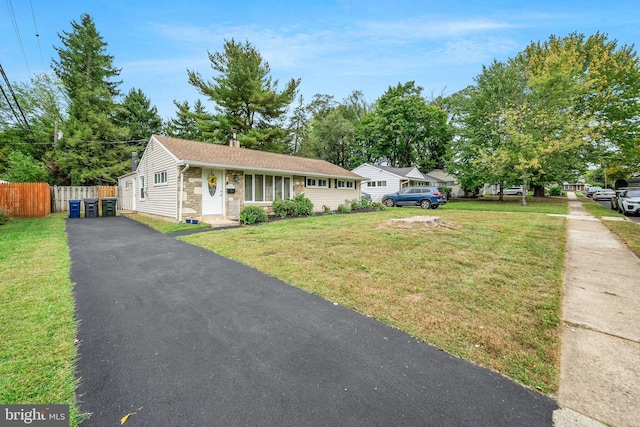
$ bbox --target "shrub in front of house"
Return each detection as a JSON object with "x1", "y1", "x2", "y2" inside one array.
[
  {"x1": 272, "y1": 194, "x2": 314, "y2": 218},
  {"x1": 549, "y1": 186, "x2": 563, "y2": 196},
  {"x1": 290, "y1": 194, "x2": 314, "y2": 216},
  {"x1": 347, "y1": 198, "x2": 386, "y2": 211},
  {"x1": 272, "y1": 198, "x2": 291, "y2": 218},
  {"x1": 239, "y1": 206, "x2": 268, "y2": 224},
  {"x1": 442, "y1": 186, "x2": 452, "y2": 200}
]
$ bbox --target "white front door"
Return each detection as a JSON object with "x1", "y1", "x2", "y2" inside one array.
[{"x1": 202, "y1": 169, "x2": 224, "y2": 215}]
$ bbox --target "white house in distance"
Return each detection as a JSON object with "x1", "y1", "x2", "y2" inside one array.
[
  {"x1": 352, "y1": 163, "x2": 461, "y2": 201},
  {"x1": 118, "y1": 135, "x2": 365, "y2": 223}
]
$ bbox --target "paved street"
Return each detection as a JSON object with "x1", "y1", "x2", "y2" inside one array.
[{"x1": 591, "y1": 197, "x2": 640, "y2": 223}]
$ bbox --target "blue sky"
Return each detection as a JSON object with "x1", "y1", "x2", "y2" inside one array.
[{"x1": 2, "y1": 1, "x2": 639, "y2": 120}]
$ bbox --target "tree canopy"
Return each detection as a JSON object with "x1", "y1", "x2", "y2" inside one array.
[
  {"x1": 447, "y1": 32, "x2": 640, "y2": 202},
  {"x1": 184, "y1": 39, "x2": 301, "y2": 152},
  {"x1": 354, "y1": 82, "x2": 452, "y2": 171},
  {"x1": 51, "y1": 14, "x2": 133, "y2": 185}
]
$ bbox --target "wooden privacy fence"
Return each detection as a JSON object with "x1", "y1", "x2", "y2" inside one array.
[
  {"x1": 0, "y1": 182, "x2": 51, "y2": 218},
  {"x1": 52, "y1": 186, "x2": 116, "y2": 212}
]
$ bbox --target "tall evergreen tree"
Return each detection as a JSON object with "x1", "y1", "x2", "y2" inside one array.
[
  {"x1": 186, "y1": 38, "x2": 300, "y2": 152},
  {"x1": 165, "y1": 100, "x2": 209, "y2": 141},
  {"x1": 116, "y1": 88, "x2": 162, "y2": 140},
  {"x1": 50, "y1": 14, "x2": 130, "y2": 185}
]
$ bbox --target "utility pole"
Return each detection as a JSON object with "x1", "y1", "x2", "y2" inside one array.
[{"x1": 53, "y1": 122, "x2": 62, "y2": 147}]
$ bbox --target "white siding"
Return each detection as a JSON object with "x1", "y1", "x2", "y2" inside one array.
[
  {"x1": 303, "y1": 187, "x2": 361, "y2": 211},
  {"x1": 136, "y1": 138, "x2": 179, "y2": 219},
  {"x1": 352, "y1": 164, "x2": 402, "y2": 201},
  {"x1": 117, "y1": 173, "x2": 136, "y2": 211}
]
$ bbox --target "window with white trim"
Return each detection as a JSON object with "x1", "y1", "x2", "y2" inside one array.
[
  {"x1": 306, "y1": 177, "x2": 328, "y2": 188},
  {"x1": 336, "y1": 180, "x2": 355, "y2": 189},
  {"x1": 366, "y1": 180, "x2": 387, "y2": 188},
  {"x1": 154, "y1": 170, "x2": 167, "y2": 185},
  {"x1": 244, "y1": 174, "x2": 292, "y2": 202}
]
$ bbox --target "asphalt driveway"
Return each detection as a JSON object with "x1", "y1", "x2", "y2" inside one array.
[{"x1": 68, "y1": 216, "x2": 556, "y2": 426}]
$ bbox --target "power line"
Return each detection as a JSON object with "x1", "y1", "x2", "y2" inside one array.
[
  {"x1": 5, "y1": 0, "x2": 30, "y2": 74},
  {"x1": 0, "y1": 62, "x2": 32, "y2": 131},
  {"x1": 29, "y1": 0, "x2": 45, "y2": 69}
]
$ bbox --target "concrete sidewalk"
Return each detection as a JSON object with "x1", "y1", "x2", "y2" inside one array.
[{"x1": 553, "y1": 192, "x2": 640, "y2": 427}]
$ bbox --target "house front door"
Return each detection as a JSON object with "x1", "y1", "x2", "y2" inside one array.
[{"x1": 202, "y1": 169, "x2": 224, "y2": 216}]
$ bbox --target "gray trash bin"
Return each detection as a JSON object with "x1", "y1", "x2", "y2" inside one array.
[{"x1": 84, "y1": 198, "x2": 99, "y2": 218}]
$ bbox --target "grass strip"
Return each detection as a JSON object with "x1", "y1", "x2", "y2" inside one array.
[
  {"x1": 0, "y1": 213, "x2": 83, "y2": 425},
  {"x1": 182, "y1": 208, "x2": 565, "y2": 395},
  {"x1": 441, "y1": 196, "x2": 568, "y2": 214},
  {"x1": 578, "y1": 197, "x2": 640, "y2": 256},
  {"x1": 121, "y1": 213, "x2": 211, "y2": 233}
]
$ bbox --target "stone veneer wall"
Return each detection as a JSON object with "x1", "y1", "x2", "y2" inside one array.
[
  {"x1": 225, "y1": 170, "x2": 244, "y2": 220},
  {"x1": 181, "y1": 166, "x2": 202, "y2": 216},
  {"x1": 293, "y1": 176, "x2": 305, "y2": 196}
]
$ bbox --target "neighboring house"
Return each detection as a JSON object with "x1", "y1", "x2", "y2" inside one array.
[
  {"x1": 562, "y1": 179, "x2": 586, "y2": 192},
  {"x1": 425, "y1": 169, "x2": 463, "y2": 197},
  {"x1": 351, "y1": 163, "x2": 452, "y2": 201},
  {"x1": 118, "y1": 135, "x2": 365, "y2": 222}
]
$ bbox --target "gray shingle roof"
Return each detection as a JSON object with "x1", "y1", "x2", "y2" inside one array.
[
  {"x1": 154, "y1": 135, "x2": 364, "y2": 179},
  {"x1": 375, "y1": 165, "x2": 415, "y2": 177}
]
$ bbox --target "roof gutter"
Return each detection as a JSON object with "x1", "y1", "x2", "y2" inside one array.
[{"x1": 178, "y1": 163, "x2": 190, "y2": 222}]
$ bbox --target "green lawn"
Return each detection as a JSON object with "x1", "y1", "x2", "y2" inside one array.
[
  {"x1": 121, "y1": 212, "x2": 212, "y2": 233},
  {"x1": 182, "y1": 204, "x2": 567, "y2": 395},
  {"x1": 0, "y1": 213, "x2": 84, "y2": 425},
  {"x1": 441, "y1": 195, "x2": 569, "y2": 214},
  {"x1": 3, "y1": 194, "x2": 637, "y2": 409}
]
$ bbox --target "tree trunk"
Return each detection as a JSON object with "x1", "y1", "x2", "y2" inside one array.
[{"x1": 533, "y1": 185, "x2": 545, "y2": 197}]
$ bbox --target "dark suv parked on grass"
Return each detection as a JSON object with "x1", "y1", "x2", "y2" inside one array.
[{"x1": 382, "y1": 186, "x2": 443, "y2": 209}]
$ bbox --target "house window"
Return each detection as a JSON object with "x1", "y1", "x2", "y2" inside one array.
[
  {"x1": 284, "y1": 177, "x2": 291, "y2": 199},
  {"x1": 154, "y1": 171, "x2": 167, "y2": 185},
  {"x1": 139, "y1": 176, "x2": 145, "y2": 199},
  {"x1": 306, "y1": 178, "x2": 328, "y2": 188},
  {"x1": 337, "y1": 180, "x2": 355, "y2": 189},
  {"x1": 244, "y1": 173, "x2": 292, "y2": 202},
  {"x1": 244, "y1": 175, "x2": 253, "y2": 200},
  {"x1": 366, "y1": 180, "x2": 386, "y2": 188}
]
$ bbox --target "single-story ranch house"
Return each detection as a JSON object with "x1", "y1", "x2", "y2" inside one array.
[
  {"x1": 118, "y1": 135, "x2": 365, "y2": 223},
  {"x1": 351, "y1": 163, "x2": 461, "y2": 201}
]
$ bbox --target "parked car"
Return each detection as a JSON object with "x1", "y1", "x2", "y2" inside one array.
[
  {"x1": 585, "y1": 186, "x2": 602, "y2": 198},
  {"x1": 592, "y1": 189, "x2": 615, "y2": 200},
  {"x1": 618, "y1": 189, "x2": 640, "y2": 216},
  {"x1": 611, "y1": 189, "x2": 627, "y2": 211},
  {"x1": 382, "y1": 186, "x2": 443, "y2": 209},
  {"x1": 503, "y1": 186, "x2": 524, "y2": 196},
  {"x1": 437, "y1": 187, "x2": 448, "y2": 204}
]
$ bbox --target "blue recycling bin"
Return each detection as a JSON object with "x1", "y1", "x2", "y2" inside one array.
[{"x1": 69, "y1": 200, "x2": 81, "y2": 218}]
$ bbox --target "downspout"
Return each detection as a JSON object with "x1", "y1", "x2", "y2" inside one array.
[{"x1": 178, "y1": 164, "x2": 190, "y2": 222}]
